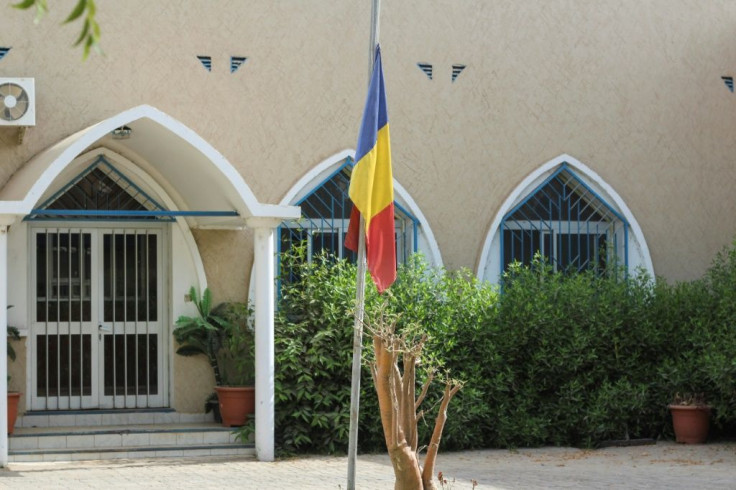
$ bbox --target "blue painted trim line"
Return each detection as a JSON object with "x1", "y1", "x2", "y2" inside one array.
[
  {"x1": 500, "y1": 162, "x2": 630, "y2": 275},
  {"x1": 26, "y1": 216, "x2": 177, "y2": 222},
  {"x1": 27, "y1": 154, "x2": 239, "y2": 221},
  {"x1": 394, "y1": 201, "x2": 419, "y2": 253},
  {"x1": 504, "y1": 163, "x2": 627, "y2": 225},
  {"x1": 295, "y1": 158, "x2": 354, "y2": 206},
  {"x1": 29, "y1": 210, "x2": 238, "y2": 217},
  {"x1": 34, "y1": 155, "x2": 168, "y2": 213}
]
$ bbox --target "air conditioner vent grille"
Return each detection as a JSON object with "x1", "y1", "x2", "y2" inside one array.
[{"x1": 0, "y1": 78, "x2": 35, "y2": 126}]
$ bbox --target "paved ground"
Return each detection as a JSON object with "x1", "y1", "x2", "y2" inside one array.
[{"x1": 1, "y1": 441, "x2": 734, "y2": 489}]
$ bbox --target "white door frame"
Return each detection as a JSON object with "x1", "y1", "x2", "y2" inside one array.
[{"x1": 28, "y1": 222, "x2": 169, "y2": 410}]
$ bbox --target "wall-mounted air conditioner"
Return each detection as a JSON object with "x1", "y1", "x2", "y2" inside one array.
[{"x1": 0, "y1": 78, "x2": 35, "y2": 126}]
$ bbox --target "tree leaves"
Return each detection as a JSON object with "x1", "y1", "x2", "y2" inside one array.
[
  {"x1": 13, "y1": 0, "x2": 101, "y2": 59},
  {"x1": 270, "y1": 243, "x2": 736, "y2": 453}
]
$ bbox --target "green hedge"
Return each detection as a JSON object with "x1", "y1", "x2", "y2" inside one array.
[{"x1": 273, "y1": 244, "x2": 736, "y2": 454}]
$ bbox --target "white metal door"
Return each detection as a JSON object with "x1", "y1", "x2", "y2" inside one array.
[
  {"x1": 98, "y1": 228, "x2": 164, "y2": 408},
  {"x1": 31, "y1": 227, "x2": 166, "y2": 410}
]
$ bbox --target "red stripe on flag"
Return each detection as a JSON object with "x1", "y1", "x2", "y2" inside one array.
[
  {"x1": 365, "y1": 203, "x2": 396, "y2": 293},
  {"x1": 345, "y1": 205, "x2": 361, "y2": 253}
]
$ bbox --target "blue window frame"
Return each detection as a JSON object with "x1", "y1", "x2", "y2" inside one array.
[
  {"x1": 27, "y1": 156, "x2": 174, "y2": 222},
  {"x1": 500, "y1": 163, "x2": 628, "y2": 274},
  {"x1": 26, "y1": 155, "x2": 238, "y2": 222},
  {"x1": 278, "y1": 157, "x2": 419, "y2": 281}
]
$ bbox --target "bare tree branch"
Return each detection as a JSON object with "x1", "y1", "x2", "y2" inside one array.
[
  {"x1": 415, "y1": 369, "x2": 435, "y2": 411},
  {"x1": 365, "y1": 302, "x2": 464, "y2": 489},
  {"x1": 421, "y1": 379, "x2": 465, "y2": 489}
]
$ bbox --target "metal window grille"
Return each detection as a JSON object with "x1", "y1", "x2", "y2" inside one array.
[
  {"x1": 278, "y1": 157, "x2": 419, "y2": 283},
  {"x1": 33, "y1": 229, "x2": 160, "y2": 410},
  {"x1": 500, "y1": 164, "x2": 628, "y2": 274},
  {"x1": 28, "y1": 155, "x2": 174, "y2": 221}
]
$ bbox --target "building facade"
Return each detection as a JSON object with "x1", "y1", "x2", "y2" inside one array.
[{"x1": 2, "y1": 0, "x2": 736, "y2": 461}]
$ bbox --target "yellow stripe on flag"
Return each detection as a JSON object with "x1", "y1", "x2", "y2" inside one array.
[{"x1": 348, "y1": 124, "x2": 393, "y2": 229}]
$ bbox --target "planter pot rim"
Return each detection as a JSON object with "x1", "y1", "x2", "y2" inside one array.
[{"x1": 668, "y1": 404, "x2": 710, "y2": 412}]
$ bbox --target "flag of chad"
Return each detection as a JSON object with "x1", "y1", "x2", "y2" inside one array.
[{"x1": 345, "y1": 45, "x2": 396, "y2": 293}]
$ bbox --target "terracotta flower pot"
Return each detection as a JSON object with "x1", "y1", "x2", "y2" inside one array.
[
  {"x1": 7, "y1": 392, "x2": 21, "y2": 435},
  {"x1": 215, "y1": 386, "x2": 255, "y2": 427},
  {"x1": 669, "y1": 404, "x2": 710, "y2": 444}
]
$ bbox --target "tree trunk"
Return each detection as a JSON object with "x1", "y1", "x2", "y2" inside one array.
[
  {"x1": 367, "y1": 310, "x2": 463, "y2": 490},
  {"x1": 390, "y1": 443, "x2": 423, "y2": 489}
]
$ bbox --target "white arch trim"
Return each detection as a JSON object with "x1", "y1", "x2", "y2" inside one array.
[
  {"x1": 0, "y1": 105, "x2": 292, "y2": 462},
  {"x1": 477, "y1": 153, "x2": 653, "y2": 283},
  {"x1": 53, "y1": 148, "x2": 209, "y2": 289},
  {"x1": 281, "y1": 149, "x2": 443, "y2": 267},
  {"x1": 0, "y1": 104, "x2": 299, "y2": 223}
]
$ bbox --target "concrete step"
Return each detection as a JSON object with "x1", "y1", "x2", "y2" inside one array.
[
  {"x1": 9, "y1": 444, "x2": 255, "y2": 462},
  {"x1": 16, "y1": 408, "x2": 212, "y2": 429},
  {"x1": 9, "y1": 409, "x2": 254, "y2": 462}
]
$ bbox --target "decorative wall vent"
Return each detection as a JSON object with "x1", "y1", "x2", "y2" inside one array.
[
  {"x1": 197, "y1": 55, "x2": 212, "y2": 72},
  {"x1": 722, "y1": 76, "x2": 733, "y2": 93},
  {"x1": 417, "y1": 62, "x2": 433, "y2": 80},
  {"x1": 231, "y1": 56, "x2": 247, "y2": 73},
  {"x1": 452, "y1": 64, "x2": 466, "y2": 82},
  {"x1": 0, "y1": 47, "x2": 10, "y2": 62}
]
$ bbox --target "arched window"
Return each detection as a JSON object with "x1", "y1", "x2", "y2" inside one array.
[
  {"x1": 501, "y1": 163, "x2": 627, "y2": 274},
  {"x1": 478, "y1": 155, "x2": 653, "y2": 284},
  {"x1": 278, "y1": 157, "x2": 419, "y2": 279},
  {"x1": 27, "y1": 155, "x2": 173, "y2": 222}
]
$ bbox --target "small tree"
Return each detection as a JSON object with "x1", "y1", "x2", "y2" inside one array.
[{"x1": 366, "y1": 306, "x2": 463, "y2": 490}]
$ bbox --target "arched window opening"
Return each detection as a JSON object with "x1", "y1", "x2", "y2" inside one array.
[
  {"x1": 278, "y1": 157, "x2": 419, "y2": 281},
  {"x1": 500, "y1": 163, "x2": 628, "y2": 274},
  {"x1": 27, "y1": 155, "x2": 173, "y2": 222}
]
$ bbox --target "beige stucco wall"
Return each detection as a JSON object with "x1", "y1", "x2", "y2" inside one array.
[
  {"x1": 3, "y1": 1, "x2": 736, "y2": 412},
  {"x1": 3, "y1": 1, "x2": 736, "y2": 282},
  {"x1": 173, "y1": 230, "x2": 254, "y2": 412}
]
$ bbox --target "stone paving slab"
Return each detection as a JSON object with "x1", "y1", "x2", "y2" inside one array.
[{"x1": 1, "y1": 441, "x2": 734, "y2": 489}]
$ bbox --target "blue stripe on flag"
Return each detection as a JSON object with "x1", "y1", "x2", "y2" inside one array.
[{"x1": 355, "y1": 47, "x2": 388, "y2": 163}]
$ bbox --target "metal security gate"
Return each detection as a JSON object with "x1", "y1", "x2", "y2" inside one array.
[{"x1": 31, "y1": 226, "x2": 167, "y2": 410}]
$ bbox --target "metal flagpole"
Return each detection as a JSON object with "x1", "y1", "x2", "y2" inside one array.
[{"x1": 347, "y1": 2, "x2": 381, "y2": 489}]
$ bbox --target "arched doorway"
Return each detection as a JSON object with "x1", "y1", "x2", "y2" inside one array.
[
  {"x1": 0, "y1": 105, "x2": 299, "y2": 462},
  {"x1": 26, "y1": 153, "x2": 172, "y2": 410}
]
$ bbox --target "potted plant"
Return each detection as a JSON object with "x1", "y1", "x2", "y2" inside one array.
[
  {"x1": 668, "y1": 392, "x2": 710, "y2": 444},
  {"x1": 173, "y1": 287, "x2": 255, "y2": 427},
  {"x1": 212, "y1": 301, "x2": 255, "y2": 427},
  {"x1": 7, "y1": 323, "x2": 21, "y2": 435},
  {"x1": 173, "y1": 287, "x2": 230, "y2": 422}
]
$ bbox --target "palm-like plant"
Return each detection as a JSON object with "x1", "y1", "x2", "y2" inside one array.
[
  {"x1": 8, "y1": 304, "x2": 20, "y2": 363},
  {"x1": 172, "y1": 287, "x2": 232, "y2": 386},
  {"x1": 8, "y1": 316, "x2": 20, "y2": 385},
  {"x1": 8, "y1": 325, "x2": 20, "y2": 361}
]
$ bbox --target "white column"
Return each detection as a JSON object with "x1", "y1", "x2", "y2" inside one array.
[
  {"x1": 0, "y1": 225, "x2": 9, "y2": 467},
  {"x1": 247, "y1": 217, "x2": 280, "y2": 462}
]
